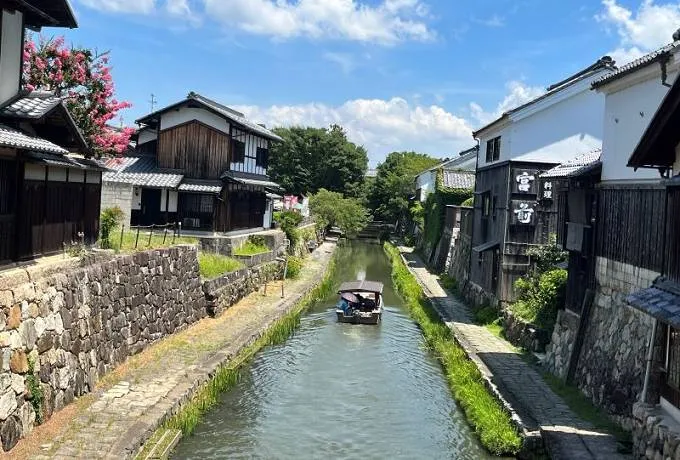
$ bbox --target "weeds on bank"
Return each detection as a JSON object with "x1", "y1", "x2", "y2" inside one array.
[
  {"x1": 198, "y1": 253, "x2": 243, "y2": 279},
  {"x1": 160, "y1": 255, "x2": 336, "y2": 437},
  {"x1": 384, "y1": 242, "x2": 522, "y2": 456},
  {"x1": 109, "y1": 228, "x2": 198, "y2": 252},
  {"x1": 233, "y1": 241, "x2": 270, "y2": 256}
]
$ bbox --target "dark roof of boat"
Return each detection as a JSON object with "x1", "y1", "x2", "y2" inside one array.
[{"x1": 338, "y1": 280, "x2": 384, "y2": 294}]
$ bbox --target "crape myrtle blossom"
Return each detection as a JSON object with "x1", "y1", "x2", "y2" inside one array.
[{"x1": 23, "y1": 36, "x2": 134, "y2": 157}]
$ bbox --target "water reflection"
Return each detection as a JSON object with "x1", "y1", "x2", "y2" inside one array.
[{"x1": 172, "y1": 242, "x2": 493, "y2": 460}]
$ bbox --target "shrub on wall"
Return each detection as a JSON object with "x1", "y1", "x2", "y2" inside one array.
[
  {"x1": 274, "y1": 210, "x2": 303, "y2": 251},
  {"x1": 100, "y1": 206, "x2": 124, "y2": 249}
]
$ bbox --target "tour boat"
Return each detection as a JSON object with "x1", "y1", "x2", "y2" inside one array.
[{"x1": 336, "y1": 280, "x2": 384, "y2": 325}]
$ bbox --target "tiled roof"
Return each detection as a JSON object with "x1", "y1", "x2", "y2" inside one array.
[
  {"x1": 0, "y1": 124, "x2": 67, "y2": 154},
  {"x1": 178, "y1": 179, "x2": 223, "y2": 194},
  {"x1": 540, "y1": 150, "x2": 602, "y2": 178},
  {"x1": 221, "y1": 171, "x2": 282, "y2": 190},
  {"x1": 103, "y1": 155, "x2": 184, "y2": 188},
  {"x1": 0, "y1": 92, "x2": 62, "y2": 119},
  {"x1": 593, "y1": 42, "x2": 680, "y2": 88},
  {"x1": 627, "y1": 278, "x2": 680, "y2": 328},
  {"x1": 25, "y1": 151, "x2": 109, "y2": 171},
  {"x1": 442, "y1": 170, "x2": 475, "y2": 189}
]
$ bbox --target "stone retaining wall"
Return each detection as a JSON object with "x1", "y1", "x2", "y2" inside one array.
[
  {"x1": 233, "y1": 251, "x2": 276, "y2": 268},
  {"x1": 572, "y1": 257, "x2": 658, "y2": 425},
  {"x1": 0, "y1": 244, "x2": 286, "y2": 453},
  {"x1": 632, "y1": 402, "x2": 680, "y2": 459},
  {"x1": 198, "y1": 231, "x2": 285, "y2": 257},
  {"x1": 203, "y1": 262, "x2": 282, "y2": 317},
  {"x1": 503, "y1": 311, "x2": 552, "y2": 353},
  {"x1": 544, "y1": 309, "x2": 580, "y2": 380}
]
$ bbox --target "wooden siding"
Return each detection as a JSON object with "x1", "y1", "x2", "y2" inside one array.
[
  {"x1": 157, "y1": 121, "x2": 230, "y2": 179},
  {"x1": 666, "y1": 186, "x2": 680, "y2": 284},
  {"x1": 0, "y1": 158, "x2": 17, "y2": 262},
  {"x1": 596, "y1": 185, "x2": 665, "y2": 272}
]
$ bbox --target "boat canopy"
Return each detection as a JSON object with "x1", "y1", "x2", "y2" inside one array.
[{"x1": 338, "y1": 280, "x2": 384, "y2": 294}]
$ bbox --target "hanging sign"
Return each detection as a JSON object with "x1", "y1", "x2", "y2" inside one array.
[
  {"x1": 511, "y1": 200, "x2": 536, "y2": 225},
  {"x1": 513, "y1": 169, "x2": 538, "y2": 194},
  {"x1": 541, "y1": 180, "x2": 554, "y2": 201}
]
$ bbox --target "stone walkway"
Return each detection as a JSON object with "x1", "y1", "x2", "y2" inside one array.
[
  {"x1": 14, "y1": 242, "x2": 336, "y2": 460},
  {"x1": 398, "y1": 247, "x2": 630, "y2": 460}
]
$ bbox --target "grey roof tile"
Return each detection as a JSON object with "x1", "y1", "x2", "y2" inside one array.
[
  {"x1": 178, "y1": 179, "x2": 223, "y2": 194},
  {"x1": 442, "y1": 170, "x2": 475, "y2": 189},
  {"x1": 593, "y1": 42, "x2": 680, "y2": 88},
  {"x1": 103, "y1": 155, "x2": 183, "y2": 188},
  {"x1": 540, "y1": 150, "x2": 602, "y2": 178},
  {"x1": 0, "y1": 92, "x2": 62, "y2": 119},
  {"x1": 627, "y1": 278, "x2": 680, "y2": 328},
  {"x1": 0, "y1": 124, "x2": 67, "y2": 154},
  {"x1": 221, "y1": 171, "x2": 282, "y2": 190}
]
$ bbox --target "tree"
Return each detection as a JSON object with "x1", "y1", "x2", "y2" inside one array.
[
  {"x1": 309, "y1": 188, "x2": 370, "y2": 238},
  {"x1": 23, "y1": 36, "x2": 134, "y2": 156},
  {"x1": 369, "y1": 151, "x2": 440, "y2": 224},
  {"x1": 269, "y1": 125, "x2": 368, "y2": 197}
]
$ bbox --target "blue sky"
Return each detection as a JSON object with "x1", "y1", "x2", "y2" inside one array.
[{"x1": 58, "y1": 0, "x2": 680, "y2": 165}]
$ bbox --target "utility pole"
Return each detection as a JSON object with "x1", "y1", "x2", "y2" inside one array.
[{"x1": 149, "y1": 93, "x2": 157, "y2": 112}]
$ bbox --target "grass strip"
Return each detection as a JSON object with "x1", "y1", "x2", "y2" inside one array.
[
  {"x1": 383, "y1": 242, "x2": 522, "y2": 456},
  {"x1": 159, "y1": 254, "x2": 336, "y2": 438},
  {"x1": 198, "y1": 252, "x2": 244, "y2": 279},
  {"x1": 233, "y1": 241, "x2": 270, "y2": 256},
  {"x1": 111, "y1": 229, "x2": 198, "y2": 252}
]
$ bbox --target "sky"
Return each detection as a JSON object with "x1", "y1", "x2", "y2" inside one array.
[{"x1": 56, "y1": 0, "x2": 680, "y2": 165}]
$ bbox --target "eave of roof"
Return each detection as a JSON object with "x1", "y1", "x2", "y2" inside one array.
[
  {"x1": 593, "y1": 42, "x2": 680, "y2": 89},
  {"x1": 16, "y1": 0, "x2": 78, "y2": 29},
  {"x1": 540, "y1": 150, "x2": 602, "y2": 178},
  {"x1": 221, "y1": 170, "x2": 282, "y2": 190},
  {"x1": 0, "y1": 124, "x2": 67, "y2": 154}
]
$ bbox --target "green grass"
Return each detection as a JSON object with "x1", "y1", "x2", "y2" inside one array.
[
  {"x1": 384, "y1": 242, "x2": 522, "y2": 456},
  {"x1": 233, "y1": 241, "x2": 270, "y2": 256},
  {"x1": 439, "y1": 273, "x2": 459, "y2": 293},
  {"x1": 109, "y1": 228, "x2": 197, "y2": 252},
  {"x1": 159, "y1": 253, "x2": 336, "y2": 439},
  {"x1": 198, "y1": 253, "x2": 244, "y2": 279}
]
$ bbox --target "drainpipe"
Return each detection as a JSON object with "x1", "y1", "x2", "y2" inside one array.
[{"x1": 641, "y1": 318, "x2": 658, "y2": 404}]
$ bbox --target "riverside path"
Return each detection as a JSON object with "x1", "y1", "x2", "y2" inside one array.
[
  {"x1": 397, "y1": 246, "x2": 630, "y2": 460},
  {"x1": 10, "y1": 242, "x2": 336, "y2": 460}
]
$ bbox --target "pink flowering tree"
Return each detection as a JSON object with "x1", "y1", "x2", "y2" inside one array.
[{"x1": 23, "y1": 36, "x2": 134, "y2": 156}]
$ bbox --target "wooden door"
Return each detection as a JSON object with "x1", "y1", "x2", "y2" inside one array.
[
  {"x1": 0, "y1": 159, "x2": 16, "y2": 262},
  {"x1": 140, "y1": 188, "x2": 162, "y2": 226}
]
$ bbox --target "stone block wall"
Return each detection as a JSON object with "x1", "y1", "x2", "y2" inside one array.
[
  {"x1": 0, "y1": 245, "x2": 205, "y2": 452},
  {"x1": 631, "y1": 402, "x2": 680, "y2": 459},
  {"x1": 198, "y1": 230, "x2": 286, "y2": 257},
  {"x1": 503, "y1": 311, "x2": 552, "y2": 353},
  {"x1": 544, "y1": 309, "x2": 580, "y2": 380},
  {"x1": 572, "y1": 257, "x2": 658, "y2": 424},
  {"x1": 100, "y1": 181, "x2": 133, "y2": 227},
  {"x1": 234, "y1": 251, "x2": 277, "y2": 268},
  {"x1": 447, "y1": 232, "x2": 471, "y2": 291}
]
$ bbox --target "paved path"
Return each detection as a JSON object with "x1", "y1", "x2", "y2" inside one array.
[
  {"x1": 16, "y1": 243, "x2": 336, "y2": 460},
  {"x1": 398, "y1": 247, "x2": 629, "y2": 460}
]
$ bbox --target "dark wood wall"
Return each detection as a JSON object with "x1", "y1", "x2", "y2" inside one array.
[
  {"x1": 665, "y1": 186, "x2": 680, "y2": 284},
  {"x1": 596, "y1": 185, "x2": 665, "y2": 273},
  {"x1": 158, "y1": 121, "x2": 231, "y2": 179}
]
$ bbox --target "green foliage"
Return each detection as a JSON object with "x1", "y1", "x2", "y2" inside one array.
[
  {"x1": 422, "y1": 169, "x2": 473, "y2": 251},
  {"x1": 247, "y1": 235, "x2": 267, "y2": 248},
  {"x1": 274, "y1": 210, "x2": 304, "y2": 250},
  {"x1": 100, "y1": 207, "x2": 124, "y2": 249},
  {"x1": 233, "y1": 241, "x2": 270, "y2": 256},
  {"x1": 198, "y1": 253, "x2": 243, "y2": 279},
  {"x1": 384, "y1": 242, "x2": 522, "y2": 455},
  {"x1": 369, "y1": 151, "x2": 440, "y2": 224},
  {"x1": 474, "y1": 304, "x2": 501, "y2": 326},
  {"x1": 109, "y1": 229, "x2": 197, "y2": 252},
  {"x1": 461, "y1": 197, "x2": 474, "y2": 207},
  {"x1": 269, "y1": 125, "x2": 368, "y2": 197},
  {"x1": 527, "y1": 235, "x2": 568, "y2": 273},
  {"x1": 308, "y1": 188, "x2": 370, "y2": 238},
  {"x1": 409, "y1": 202, "x2": 424, "y2": 233},
  {"x1": 27, "y1": 357, "x2": 44, "y2": 424},
  {"x1": 512, "y1": 269, "x2": 568, "y2": 329},
  {"x1": 439, "y1": 274, "x2": 459, "y2": 293},
  {"x1": 285, "y1": 256, "x2": 304, "y2": 279}
]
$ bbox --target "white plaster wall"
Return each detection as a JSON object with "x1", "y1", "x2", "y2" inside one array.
[
  {"x1": 0, "y1": 10, "x2": 23, "y2": 106},
  {"x1": 160, "y1": 107, "x2": 230, "y2": 134},
  {"x1": 137, "y1": 128, "x2": 157, "y2": 145},
  {"x1": 230, "y1": 127, "x2": 269, "y2": 176},
  {"x1": 160, "y1": 189, "x2": 178, "y2": 213},
  {"x1": 101, "y1": 182, "x2": 134, "y2": 227},
  {"x1": 600, "y1": 70, "x2": 678, "y2": 182},
  {"x1": 416, "y1": 171, "x2": 435, "y2": 202},
  {"x1": 131, "y1": 187, "x2": 142, "y2": 210},
  {"x1": 478, "y1": 124, "x2": 512, "y2": 167}
]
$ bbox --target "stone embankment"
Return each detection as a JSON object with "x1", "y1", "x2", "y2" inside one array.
[
  {"x1": 0, "y1": 242, "x2": 287, "y2": 454},
  {"x1": 5, "y1": 242, "x2": 335, "y2": 459}
]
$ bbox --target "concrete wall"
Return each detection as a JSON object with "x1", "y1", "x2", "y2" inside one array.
[
  {"x1": 572, "y1": 257, "x2": 659, "y2": 426},
  {"x1": 101, "y1": 182, "x2": 133, "y2": 227},
  {"x1": 600, "y1": 69, "x2": 678, "y2": 182}
]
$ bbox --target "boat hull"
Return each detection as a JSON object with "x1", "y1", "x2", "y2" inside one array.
[{"x1": 335, "y1": 310, "x2": 381, "y2": 325}]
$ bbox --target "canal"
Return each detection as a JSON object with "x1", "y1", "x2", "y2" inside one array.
[{"x1": 172, "y1": 241, "x2": 493, "y2": 459}]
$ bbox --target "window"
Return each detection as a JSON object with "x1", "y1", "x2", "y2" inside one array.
[
  {"x1": 232, "y1": 140, "x2": 246, "y2": 163},
  {"x1": 486, "y1": 136, "x2": 501, "y2": 163},
  {"x1": 492, "y1": 196, "x2": 498, "y2": 219},
  {"x1": 482, "y1": 192, "x2": 491, "y2": 217},
  {"x1": 256, "y1": 147, "x2": 269, "y2": 168},
  {"x1": 200, "y1": 195, "x2": 214, "y2": 213}
]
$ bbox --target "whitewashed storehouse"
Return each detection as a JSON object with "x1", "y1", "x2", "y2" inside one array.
[{"x1": 414, "y1": 146, "x2": 477, "y2": 202}]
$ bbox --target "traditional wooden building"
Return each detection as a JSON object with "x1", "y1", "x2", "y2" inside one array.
[
  {"x1": 469, "y1": 56, "x2": 615, "y2": 306},
  {"x1": 0, "y1": 1, "x2": 106, "y2": 264},
  {"x1": 103, "y1": 92, "x2": 283, "y2": 233}
]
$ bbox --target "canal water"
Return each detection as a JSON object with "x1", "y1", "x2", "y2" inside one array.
[{"x1": 172, "y1": 241, "x2": 493, "y2": 459}]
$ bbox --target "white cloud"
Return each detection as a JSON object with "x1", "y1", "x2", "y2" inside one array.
[
  {"x1": 596, "y1": 0, "x2": 680, "y2": 64},
  {"x1": 475, "y1": 14, "x2": 505, "y2": 28},
  {"x1": 469, "y1": 80, "x2": 545, "y2": 127},
  {"x1": 323, "y1": 52, "x2": 356, "y2": 74},
  {"x1": 234, "y1": 97, "x2": 473, "y2": 164},
  {"x1": 78, "y1": 0, "x2": 156, "y2": 14}
]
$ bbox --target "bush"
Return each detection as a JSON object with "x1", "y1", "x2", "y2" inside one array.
[
  {"x1": 511, "y1": 268, "x2": 567, "y2": 329},
  {"x1": 233, "y1": 240, "x2": 270, "y2": 256},
  {"x1": 100, "y1": 207, "x2": 124, "y2": 249},
  {"x1": 247, "y1": 235, "x2": 267, "y2": 248},
  {"x1": 274, "y1": 210, "x2": 304, "y2": 250},
  {"x1": 461, "y1": 197, "x2": 474, "y2": 207},
  {"x1": 285, "y1": 256, "x2": 304, "y2": 279}
]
